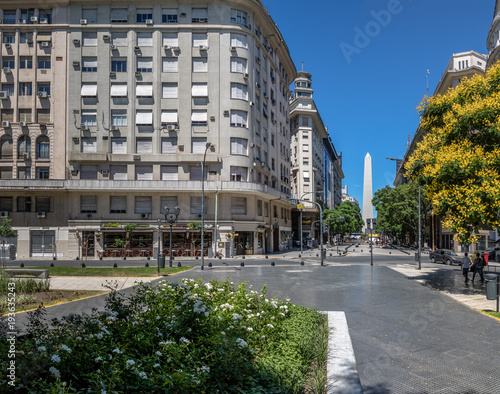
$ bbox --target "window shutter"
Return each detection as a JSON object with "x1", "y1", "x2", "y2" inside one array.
[
  {"x1": 111, "y1": 138, "x2": 127, "y2": 154},
  {"x1": 189, "y1": 165, "x2": 204, "y2": 180},
  {"x1": 82, "y1": 9, "x2": 97, "y2": 23},
  {"x1": 230, "y1": 138, "x2": 247, "y2": 155},
  {"x1": 112, "y1": 32, "x2": 127, "y2": 46},
  {"x1": 162, "y1": 33, "x2": 178, "y2": 46},
  {"x1": 137, "y1": 58, "x2": 152, "y2": 70},
  {"x1": 231, "y1": 57, "x2": 246, "y2": 73},
  {"x1": 161, "y1": 111, "x2": 177, "y2": 124},
  {"x1": 192, "y1": 57, "x2": 207, "y2": 72},
  {"x1": 191, "y1": 83, "x2": 208, "y2": 97},
  {"x1": 231, "y1": 83, "x2": 247, "y2": 100},
  {"x1": 230, "y1": 166, "x2": 248, "y2": 182},
  {"x1": 110, "y1": 9, "x2": 127, "y2": 22},
  {"x1": 137, "y1": 33, "x2": 153, "y2": 46},
  {"x1": 135, "y1": 196, "x2": 152, "y2": 213},
  {"x1": 161, "y1": 137, "x2": 177, "y2": 154},
  {"x1": 230, "y1": 110, "x2": 247, "y2": 127},
  {"x1": 81, "y1": 137, "x2": 97, "y2": 153},
  {"x1": 192, "y1": 8, "x2": 208, "y2": 19},
  {"x1": 110, "y1": 83, "x2": 127, "y2": 97},
  {"x1": 136, "y1": 138, "x2": 152, "y2": 154},
  {"x1": 82, "y1": 57, "x2": 97, "y2": 69},
  {"x1": 230, "y1": 33, "x2": 247, "y2": 48},
  {"x1": 231, "y1": 197, "x2": 247, "y2": 215},
  {"x1": 110, "y1": 165, "x2": 127, "y2": 180},
  {"x1": 190, "y1": 196, "x2": 207, "y2": 214},
  {"x1": 81, "y1": 83, "x2": 97, "y2": 97},
  {"x1": 82, "y1": 32, "x2": 97, "y2": 46},
  {"x1": 162, "y1": 57, "x2": 178, "y2": 72},
  {"x1": 136, "y1": 111, "x2": 153, "y2": 125},
  {"x1": 191, "y1": 111, "x2": 207, "y2": 123},
  {"x1": 162, "y1": 83, "x2": 177, "y2": 98},
  {"x1": 110, "y1": 196, "x2": 126, "y2": 213},
  {"x1": 80, "y1": 165, "x2": 98, "y2": 179},
  {"x1": 161, "y1": 166, "x2": 178, "y2": 180},
  {"x1": 192, "y1": 33, "x2": 208, "y2": 46},
  {"x1": 135, "y1": 165, "x2": 153, "y2": 180},
  {"x1": 136, "y1": 84, "x2": 153, "y2": 97},
  {"x1": 81, "y1": 195, "x2": 97, "y2": 212},
  {"x1": 161, "y1": 196, "x2": 178, "y2": 209}
]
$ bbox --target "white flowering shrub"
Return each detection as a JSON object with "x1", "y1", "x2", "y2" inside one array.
[{"x1": 0, "y1": 279, "x2": 326, "y2": 393}]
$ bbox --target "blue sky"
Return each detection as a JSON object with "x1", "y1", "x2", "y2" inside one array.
[{"x1": 264, "y1": 0, "x2": 494, "y2": 211}]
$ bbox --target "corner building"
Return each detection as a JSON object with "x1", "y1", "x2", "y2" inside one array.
[{"x1": 0, "y1": 1, "x2": 296, "y2": 259}]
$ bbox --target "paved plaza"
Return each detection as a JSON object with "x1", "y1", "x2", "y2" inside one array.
[{"x1": 5, "y1": 247, "x2": 500, "y2": 393}]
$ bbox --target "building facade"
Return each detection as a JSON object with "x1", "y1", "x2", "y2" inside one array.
[
  {"x1": 0, "y1": 0, "x2": 296, "y2": 259},
  {"x1": 289, "y1": 71, "x2": 343, "y2": 246}
]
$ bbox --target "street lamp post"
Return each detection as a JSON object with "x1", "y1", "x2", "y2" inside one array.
[
  {"x1": 293, "y1": 197, "x2": 324, "y2": 265},
  {"x1": 201, "y1": 142, "x2": 211, "y2": 270},
  {"x1": 163, "y1": 205, "x2": 180, "y2": 268}
]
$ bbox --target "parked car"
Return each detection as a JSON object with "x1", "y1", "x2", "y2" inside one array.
[{"x1": 429, "y1": 249, "x2": 461, "y2": 265}]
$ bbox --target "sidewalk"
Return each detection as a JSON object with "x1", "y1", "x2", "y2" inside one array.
[{"x1": 49, "y1": 276, "x2": 157, "y2": 291}]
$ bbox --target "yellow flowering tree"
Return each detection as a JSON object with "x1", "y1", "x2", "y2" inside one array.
[{"x1": 405, "y1": 63, "x2": 500, "y2": 243}]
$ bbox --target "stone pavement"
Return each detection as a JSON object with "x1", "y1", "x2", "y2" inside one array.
[{"x1": 48, "y1": 276, "x2": 156, "y2": 291}]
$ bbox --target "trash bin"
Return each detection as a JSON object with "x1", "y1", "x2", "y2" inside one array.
[
  {"x1": 158, "y1": 253, "x2": 165, "y2": 269},
  {"x1": 486, "y1": 273, "x2": 498, "y2": 300}
]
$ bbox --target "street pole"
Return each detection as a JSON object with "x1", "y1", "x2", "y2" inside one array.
[
  {"x1": 418, "y1": 184, "x2": 422, "y2": 270},
  {"x1": 370, "y1": 224, "x2": 373, "y2": 266},
  {"x1": 201, "y1": 142, "x2": 211, "y2": 270},
  {"x1": 169, "y1": 223, "x2": 173, "y2": 268},
  {"x1": 300, "y1": 209, "x2": 303, "y2": 255}
]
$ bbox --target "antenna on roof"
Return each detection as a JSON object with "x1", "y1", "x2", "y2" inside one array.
[
  {"x1": 301, "y1": 62, "x2": 304, "y2": 72},
  {"x1": 426, "y1": 69, "x2": 430, "y2": 95}
]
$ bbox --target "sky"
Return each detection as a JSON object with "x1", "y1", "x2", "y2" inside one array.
[{"x1": 263, "y1": 0, "x2": 495, "y2": 214}]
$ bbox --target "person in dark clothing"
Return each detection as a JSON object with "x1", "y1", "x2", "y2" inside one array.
[{"x1": 472, "y1": 252, "x2": 485, "y2": 283}]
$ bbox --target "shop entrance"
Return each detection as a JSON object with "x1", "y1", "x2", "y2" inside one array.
[
  {"x1": 31, "y1": 230, "x2": 55, "y2": 257},
  {"x1": 234, "y1": 232, "x2": 253, "y2": 255}
]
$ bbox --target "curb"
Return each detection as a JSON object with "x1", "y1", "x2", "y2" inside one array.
[{"x1": 327, "y1": 311, "x2": 363, "y2": 394}]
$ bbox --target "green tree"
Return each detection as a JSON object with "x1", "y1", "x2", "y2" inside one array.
[
  {"x1": 405, "y1": 63, "x2": 500, "y2": 243},
  {"x1": 372, "y1": 183, "x2": 431, "y2": 245},
  {"x1": 323, "y1": 201, "x2": 364, "y2": 238},
  {"x1": 0, "y1": 218, "x2": 17, "y2": 269}
]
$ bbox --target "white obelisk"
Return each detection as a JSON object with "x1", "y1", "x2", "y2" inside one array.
[{"x1": 362, "y1": 153, "x2": 374, "y2": 232}]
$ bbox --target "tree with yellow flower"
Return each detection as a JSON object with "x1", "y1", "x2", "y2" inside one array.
[{"x1": 405, "y1": 63, "x2": 500, "y2": 243}]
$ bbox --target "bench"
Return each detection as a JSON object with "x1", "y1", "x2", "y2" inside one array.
[{"x1": 3, "y1": 269, "x2": 49, "y2": 279}]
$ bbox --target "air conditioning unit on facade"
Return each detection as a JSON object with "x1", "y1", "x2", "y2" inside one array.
[
  {"x1": 38, "y1": 91, "x2": 48, "y2": 98},
  {"x1": 101, "y1": 169, "x2": 109, "y2": 176},
  {"x1": 80, "y1": 19, "x2": 87, "y2": 25},
  {"x1": 37, "y1": 211, "x2": 46, "y2": 218},
  {"x1": 243, "y1": 73, "x2": 249, "y2": 79},
  {"x1": 80, "y1": 124, "x2": 89, "y2": 130},
  {"x1": 171, "y1": 46, "x2": 180, "y2": 51},
  {"x1": 145, "y1": 19, "x2": 153, "y2": 25},
  {"x1": 110, "y1": 44, "x2": 117, "y2": 50},
  {"x1": 199, "y1": 45, "x2": 208, "y2": 50},
  {"x1": 31, "y1": 16, "x2": 38, "y2": 22},
  {"x1": 166, "y1": 124, "x2": 177, "y2": 131},
  {"x1": 2, "y1": 121, "x2": 11, "y2": 128},
  {"x1": 40, "y1": 18, "x2": 48, "y2": 24},
  {"x1": 41, "y1": 41, "x2": 50, "y2": 48},
  {"x1": 141, "y1": 213, "x2": 150, "y2": 219},
  {"x1": 26, "y1": 38, "x2": 33, "y2": 44},
  {"x1": 230, "y1": 46, "x2": 237, "y2": 51},
  {"x1": 19, "y1": 121, "x2": 27, "y2": 127},
  {"x1": 103, "y1": 34, "x2": 110, "y2": 40},
  {"x1": 0, "y1": 91, "x2": 8, "y2": 99},
  {"x1": 164, "y1": 44, "x2": 171, "y2": 50},
  {"x1": 5, "y1": 43, "x2": 11, "y2": 49},
  {"x1": 3, "y1": 67, "x2": 11, "y2": 74},
  {"x1": 110, "y1": 125, "x2": 119, "y2": 131},
  {"x1": 0, "y1": 211, "x2": 8, "y2": 218}
]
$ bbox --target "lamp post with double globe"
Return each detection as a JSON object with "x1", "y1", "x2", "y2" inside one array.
[
  {"x1": 200, "y1": 142, "x2": 212, "y2": 270},
  {"x1": 163, "y1": 205, "x2": 180, "y2": 268}
]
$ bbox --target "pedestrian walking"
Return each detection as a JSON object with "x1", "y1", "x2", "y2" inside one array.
[
  {"x1": 460, "y1": 252, "x2": 472, "y2": 283},
  {"x1": 472, "y1": 252, "x2": 485, "y2": 283}
]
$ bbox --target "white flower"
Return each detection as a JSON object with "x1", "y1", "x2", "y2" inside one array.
[
  {"x1": 247, "y1": 327, "x2": 253, "y2": 332},
  {"x1": 156, "y1": 351, "x2": 162, "y2": 356},
  {"x1": 51, "y1": 354, "x2": 61, "y2": 363},
  {"x1": 236, "y1": 338, "x2": 248, "y2": 348},
  {"x1": 106, "y1": 316, "x2": 116, "y2": 321},
  {"x1": 49, "y1": 366, "x2": 61, "y2": 378},
  {"x1": 37, "y1": 346, "x2": 46, "y2": 352},
  {"x1": 95, "y1": 356, "x2": 103, "y2": 362},
  {"x1": 180, "y1": 337, "x2": 190, "y2": 344},
  {"x1": 279, "y1": 313, "x2": 285, "y2": 317},
  {"x1": 60, "y1": 345, "x2": 72, "y2": 353},
  {"x1": 126, "y1": 359, "x2": 135, "y2": 367},
  {"x1": 153, "y1": 363, "x2": 160, "y2": 368},
  {"x1": 101, "y1": 327, "x2": 110, "y2": 335},
  {"x1": 267, "y1": 324, "x2": 274, "y2": 328},
  {"x1": 201, "y1": 365, "x2": 210, "y2": 373},
  {"x1": 156, "y1": 316, "x2": 161, "y2": 320},
  {"x1": 232, "y1": 313, "x2": 242, "y2": 321},
  {"x1": 101, "y1": 390, "x2": 107, "y2": 394},
  {"x1": 205, "y1": 283, "x2": 213, "y2": 290},
  {"x1": 204, "y1": 312, "x2": 209, "y2": 317},
  {"x1": 112, "y1": 348, "x2": 123, "y2": 354},
  {"x1": 138, "y1": 371, "x2": 147, "y2": 379},
  {"x1": 96, "y1": 332, "x2": 104, "y2": 339},
  {"x1": 221, "y1": 331, "x2": 226, "y2": 335}
]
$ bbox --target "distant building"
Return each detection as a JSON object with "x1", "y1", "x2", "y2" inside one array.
[
  {"x1": 289, "y1": 70, "x2": 343, "y2": 245},
  {"x1": 341, "y1": 186, "x2": 358, "y2": 206}
]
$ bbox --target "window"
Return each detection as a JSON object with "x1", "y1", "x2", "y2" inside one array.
[
  {"x1": 2, "y1": 57, "x2": 14, "y2": 69},
  {"x1": 137, "y1": 57, "x2": 152, "y2": 72},
  {"x1": 0, "y1": 135, "x2": 13, "y2": 159},
  {"x1": 189, "y1": 165, "x2": 204, "y2": 181},
  {"x1": 20, "y1": 56, "x2": 33, "y2": 69},
  {"x1": 82, "y1": 32, "x2": 97, "y2": 46},
  {"x1": 230, "y1": 110, "x2": 247, "y2": 127},
  {"x1": 231, "y1": 57, "x2": 247, "y2": 74},
  {"x1": 82, "y1": 9, "x2": 97, "y2": 24},
  {"x1": 192, "y1": 137, "x2": 208, "y2": 153},
  {"x1": 163, "y1": 57, "x2": 178, "y2": 72},
  {"x1": 302, "y1": 144, "x2": 309, "y2": 152},
  {"x1": 137, "y1": 33, "x2": 153, "y2": 46},
  {"x1": 162, "y1": 33, "x2": 178, "y2": 47},
  {"x1": 3, "y1": 12, "x2": 16, "y2": 25},
  {"x1": 19, "y1": 83, "x2": 32, "y2": 96},
  {"x1": 37, "y1": 109, "x2": 50, "y2": 123},
  {"x1": 39, "y1": 11, "x2": 52, "y2": 24},
  {"x1": 230, "y1": 138, "x2": 248, "y2": 155},
  {"x1": 161, "y1": 137, "x2": 177, "y2": 154},
  {"x1": 192, "y1": 57, "x2": 207, "y2": 72},
  {"x1": 0, "y1": 197, "x2": 12, "y2": 212},
  {"x1": 231, "y1": 83, "x2": 247, "y2": 100},
  {"x1": 3, "y1": 33, "x2": 15, "y2": 44},
  {"x1": 192, "y1": 83, "x2": 208, "y2": 97},
  {"x1": 136, "y1": 83, "x2": 153, "y2": 97},
  {"x1": 136, "y1": 9, "x2": 153, "y2": 23},
  {"x1": 230, "y1": 33, "x2": 247, "y2": 48},
  {"x1": 0, "y1": 167, "x2": 12, "y2": 179},
  {"x1": 161, "y1": 110, "x2": 178, "y2": 126},
  {"x1": 162, "y1": 83, "x2": 178, "y2": 98},
  {"x1": 302, "y1": 132, "x2": 309, "y2": 139},
  {"x1": 192, "y1": 33, "x2": 208, "y2": 47},
  {"x1": 257, "y1": 200, "x2": 263, "y2": 216},
  {"x1": 192, "y1": 8, "x2": 208, "y2": 23},
  {"x1": 36, "y1": 197, "x2": 51, "y2": 212},
  {"x1": 271, "y1": 158, "x2": 275, "y2": 170},
  {"x1": 81, "y1": 83, "x2": 97, "y2": 97},
  {"x1": 81, "y1": 138, "x2": 97, "y2": 154},
  {"x1": 135, "y1": 166, "x2": 153, "y2": 181},
  {"x1": 110, "y1": 196, "x2": 126, "y2": 213},
  {"x1": 38, "y1": 56, "x2": 51, "y2": 69},
  {"x1": 82, "y1": 57, "x2": 97, "y2": 72},
  {"x1": 1, "y1": 110, "x2": 13, "y2": 122},
  {"x1": 81, "y1": 195, "x2": 97, "y2": 213},
  {"x1": 110, "y1": 9, "x2": 128, "y2": 23},
  {"x1": 136, "y1": 138, "x2": 152, "y2": 154},
  {"x1": 230, "y1": 166, "x2": 248, "y2": 182},
  {"x1": 162, "y1": 8, "x2": 178, "y2": 23},
  {"x1": 136, "y1": 111, "x2": 153, "y2": 126},
  {"x1": 81, "y1": 111, "x2": 97, "y2": 127},
  {"x1": 36, "y1": 136, "x2": 50, "y2": 159},
  {"x1": 110, "y1": 83, "x2": 127, "y2": 97},
  {"x1": 18, "y1": 108, "x2": 31, "y2": 122},
  {"x1": 17, "y1": 166, "x2": 30, "y2": 179},
  {"x1": 18, "y1": 136, "x2": 31, "y2": 158},
  {"x1": 161, "y1": 196, "x2": 178, "y2": 210},
  {"x1": 36, "y1": 168, "x2": 50, "y2": 179},
  {"x1": 2, "y1": 84, "x2": 14, "y2": 96},
  {"x1": 303, "y1": 171, "x2": 310, "y2": 182},
  {"x1": 110, "y1": 165, "x2": 127, "y2": 180},
  {"x1": 17, "y1": 196, "x2": 31, "y2": 212},
  {"x1": 112, "y1": 32, "x2": 127, "y2": 46},
  {"x1": 190, "y1": 196, "x2": 207, "y2": 215},
  {"x1": 231, "y1": 197, "x2": 247, "y2": 215},
  {"x1": 191, "y1": 111, "x2": 207, "y2": 126},
  {"x1": 231, "y1": 9, "x2": 248, "y2": 24},
  {"x1": 111, "y1": 58, "x2": 127, "y2": 72},
  {"x1": 80, "y1": 165, "x2": 97, "y2": 180},
  {"x1": 37, "y1": 32, "x2": 51, "y2": 43},
  {"x1": 111, "y1": 138, "x2": 127, "y2": 154},
  {"x1": 37, "y1": 83, "x2": 50, "y2": 96},
  {"x1": 161, "y1": 166, "x2": 178, "y2": 180},
  {"x1": 111, "y1": 110, "x2": 127, "y2": 126}
]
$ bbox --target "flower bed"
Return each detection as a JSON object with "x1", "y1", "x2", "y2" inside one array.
[{"x1": 0, "y1": 279, "x2": 327, "y2": 392}]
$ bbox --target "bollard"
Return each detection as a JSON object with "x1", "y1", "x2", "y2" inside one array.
[
  {"x1": 50, "y1": 262, "x2": 54, "y2": 267},
  {"x1": 298, "y1": 254, "x2": 301, "y2": 258},
  {"x1": 53, "y1": 256, "x2": 56, "y2": 261},
  {"x1": 208, "y1": 262, "x2": 212, "y2": 267},
  {"x1": 113, "y1": 263, "x2": 117, "y2": 268},
  {"x1": 177, "y1": 262, "x2": 182, "y2": 267},
  {"x1": 301, "y1": 260, "x2": 304, "y2": 266},
  {"x1": 265, "y1": 255, "x2": 268, "y2": 259},
  {"x1": 99, "y1": 256, "x2": 103, "y2": 260},
  {"x1": 145, "y1": 262, "x2": 149, "y2": 267},
  {"x1": 330, "y1": 253, "x2": 333, "y2": 257},
  {"x1": 195, "y1": 256, "x2": 199, "y2": 260},
  {"x1": 147, "y1": 256, "x2": 150, "y2": 260},
  {"x1": 123, "y1": 256, "x2": 126, "y2": 260},
  {"x1": 218, "y1": 255, "x2": 222, "y2": 259},
  {"x1": 82, "y1": 263, "x2": 86, "y2": 268},
  {"x1": 242, "y1": 255, "x2": 245, "y2": 259},
  {"x1": 240, "y1": 261, "x2": 245, "y2": 267},
  {"x1": 76, "y1": 256, "x2": 79, "y2": 260},
  {"x1": 271, "y1": 261, "x2": 275, "y2": 266},
  {"x1": 20, "y1": 263, "x2": 24, "y2": 267},
  {"x1": 316, "y1": 253, "x2": 319, "y2": 257}
]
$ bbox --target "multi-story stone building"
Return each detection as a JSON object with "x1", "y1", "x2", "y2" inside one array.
[
  {"x1": 289, "y1": 71, "x2": 343, "y2": 245},
  {"x1": 0, "y1": 0, "x2": 296, "y2": 259}
]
